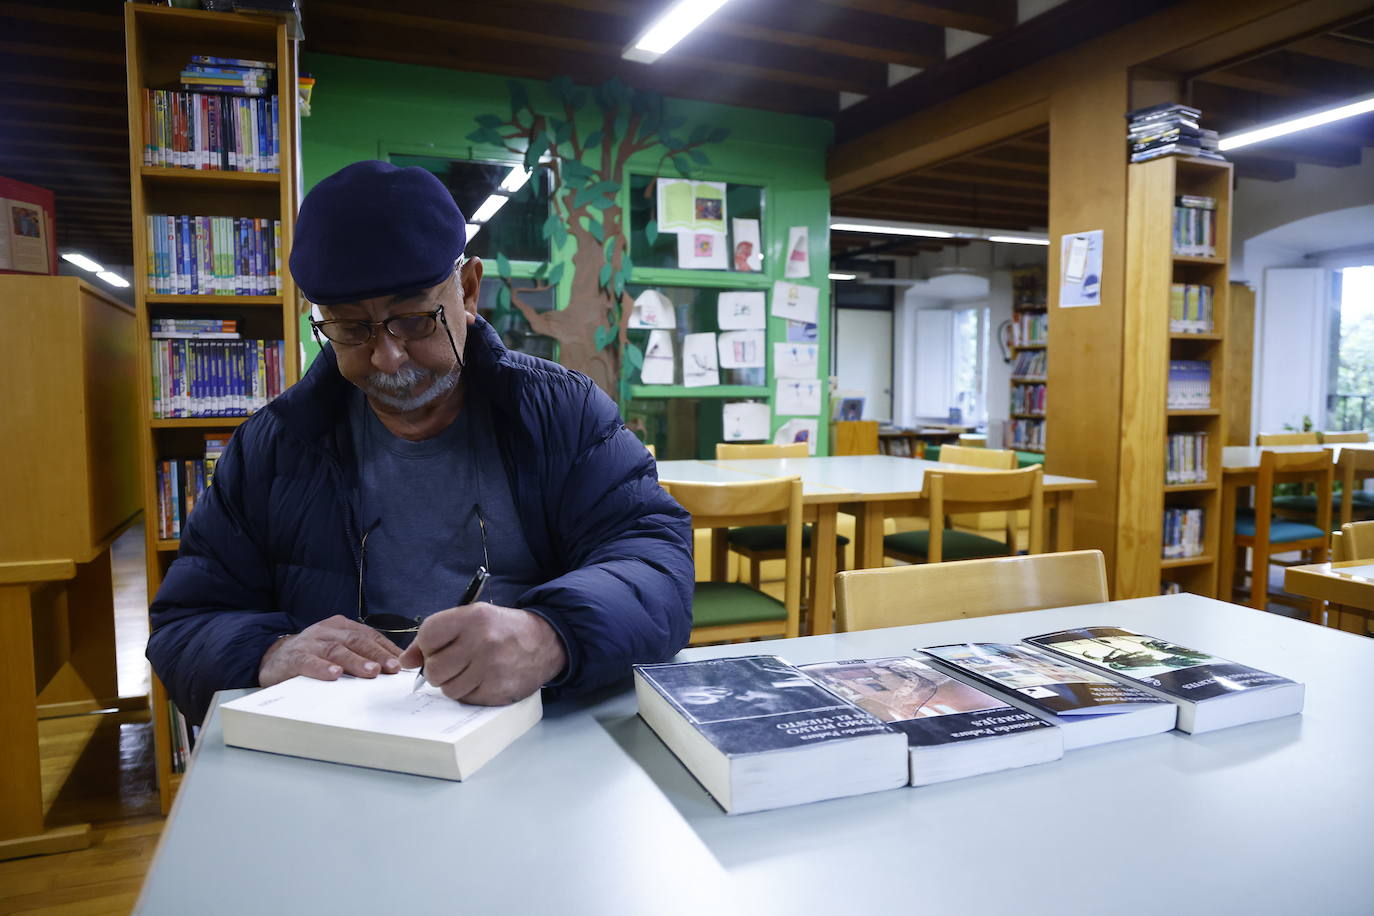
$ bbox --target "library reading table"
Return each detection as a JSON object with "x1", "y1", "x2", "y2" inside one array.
[{"x1": 136, "y1": 594, "x2": 1370, "y2": 916}]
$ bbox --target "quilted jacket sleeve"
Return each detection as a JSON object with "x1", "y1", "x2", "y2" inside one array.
[
  {"x1": 146, "y1": 420, "x2": 296, "y2": 724},
  {"x1": 514, "y1": 382, "x2": 694, "y2": 695}
]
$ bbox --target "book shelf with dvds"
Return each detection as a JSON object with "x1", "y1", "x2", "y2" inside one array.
[
  {"x1": 1008, "y1": 266, "x2": 1047, "y2": 453},
  {"x1": 1122, "y1": 155, "x2": 1231, "y2": 599},
  {"x1": 123, "y1": 3, "x2": 301, "y2": 811}
]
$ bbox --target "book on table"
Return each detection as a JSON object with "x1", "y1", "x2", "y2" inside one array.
[
  {"x1": 221, "y1": 672, "x2": 541, "y2": 780},
  {"x1": 1023, "y1": 626, "x2": 1304, "y2": 733},
  {"x1": 799, "y1": 657, "x2": 1062, "y2": 786},
  {"x1": 633, "y1": 655, "x2": 908, "y2": 814},
  {"x1": 920, "y1": 643, "x2": 1177, "y2": 749}
]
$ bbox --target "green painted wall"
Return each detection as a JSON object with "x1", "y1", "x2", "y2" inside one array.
[{"x1": 299, "y1": 53, "x2": 835, "y2": 454}]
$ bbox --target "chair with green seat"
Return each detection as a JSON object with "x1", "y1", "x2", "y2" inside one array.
[
  {"x1": 715, "y1": 442, "x2": 849, "y2": 594},
  {"x1": 662, "y1": 476, "x2": 802, "y2": 645},
  {"x1": 1232, "y1": 449, "x2": 1332, "y2": 614},
  {"x1": 884, "y1": 465, "x2": 1045, "y2": 564}
]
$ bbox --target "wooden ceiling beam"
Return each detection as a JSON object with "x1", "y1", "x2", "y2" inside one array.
[
  {"x1": 835, "y1": 206, "x2": 1040, "y2": 231},
  {"x1": 1, "y1": 95, "x2": 128, "y2": 118},
  {"x1": 955, "y1": 154, "x2": 1048, "y2": 174},
  {"x1": 0, "y1": 3, "x2": 120, "y2": 32},
  {"x1": 1289, "y1": 34, "x2": 1374, "y2": 70},
  {"x1": 842, "y1": 184, "x2": 1047, "y2": 213},
  {"x1": 1232, "y1": 158, "x2": 1298, "y2": 181},
  {"x1": 835, "y1": 196, "x2": 1046, "y2": 221},
  {"x1": 914, "y1": 165, "x2": 1048, "y2": 190},
  {"x1": 816, "y1": 0, "x2": 1017, "y2": 36},
  {"x1": 1195, "y1": 54, "x2": 1362, "y2": 100},
  {"x1": 876, "y1": 174, "x2": 1051, "y2": 202},
  {"x1": 0, "y1": 72, "x2": 125, "y2": 96}
]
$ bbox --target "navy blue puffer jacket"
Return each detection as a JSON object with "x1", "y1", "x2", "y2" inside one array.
[{"x1": 147, "y1": 318, "x2": 694, "y2": 723}]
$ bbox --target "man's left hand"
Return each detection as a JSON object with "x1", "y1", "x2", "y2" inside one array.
[{"x1": 397, "y1": 603, "x2": 566, "y2": 706}]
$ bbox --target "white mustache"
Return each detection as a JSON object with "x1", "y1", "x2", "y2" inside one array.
[{"x1": 366, "y1": 365, "x2": 430, "y2": 395}]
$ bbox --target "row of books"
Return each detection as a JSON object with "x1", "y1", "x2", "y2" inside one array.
[
  {"x1": 151, "y1": 338, "x2": 287, "y2": 418},
  {"x1": 141, "y1": 90, "x2": 279, "y2": 172},
  {"x1": 1165, "y1": 431, "x2": 1210, "y2": 484},
  {"x1": 1010, "y1": 311, "x2": 1047, "y2": 347},
  {"x1": 1011, "y1": 383, "x2": 1046, "y2": 417},
  {"x1": 1010, "y1": 349, "x2": 1047, "y2": 380},
  {"x1": 633, "y1": 625, "x2": 1302, "y2": 813},
  {"x1": 152, "y1": 317, "x2": 238, "y2": 339},
  {"x1": 179, "y1": 55, "x2": 277, "y2": 97},
  {"x1": 154, "y1": 435, "x2": 226, "y2": 540},
  {"x1": 1174, "y1": 195, "x2": 1218, "y2": 257},
  {"x1": 1163, "y1": 507, "x2": 1205, "y2": 559},
  {"x1": 1168, "y1": 359, "x2": 1212, "y2": 409},
  {"x1": 168, "y1": 700, "x2": 195, "y2": 774},
  {"x1": 1126, "y1": 102, "x2": 1224, "y2": 164},
  {"x1": 146, "y1": 215, "x2": 282, "y2": 296},
  {"x1": 1005, "y1": 417, "x2": 1044, "y2": 452},
  {"x1": 1170, "y1": 283, "x2": 1215, "y2": 334}
]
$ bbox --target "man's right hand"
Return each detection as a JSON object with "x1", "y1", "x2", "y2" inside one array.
[{"x1": 258, "y1": 615, "x2": 404, "y2": 687}]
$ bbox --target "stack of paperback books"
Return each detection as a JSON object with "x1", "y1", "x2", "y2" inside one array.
[
  {"x1": 1173, "y1": 196, "x2": 1218, "y2": 257},
  {"x1": 1165, "y1": 431, "x2": 1209, "y2": 485},
  {"x1": 180, "y1": 55, "x2": 275, "y2": 97},
  {"x1": 155, "y1": 433, "x2": 229, "y2": 540},
  {"x1": 1127, "y1": 103, "x2": 1224, "y2": 164}
]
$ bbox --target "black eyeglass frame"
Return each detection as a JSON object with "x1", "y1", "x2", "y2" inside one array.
[{"x1": 309, "y1": 305, "x2": 448, "y2": 347}]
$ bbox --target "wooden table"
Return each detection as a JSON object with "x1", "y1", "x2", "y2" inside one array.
[{"x1": 656, "y1": 455, "x2": 1096, "y2": 635}]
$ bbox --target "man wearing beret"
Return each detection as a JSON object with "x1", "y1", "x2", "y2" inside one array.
[{"x1": 147, "y1": 161, "x2": 695, "y2": 724}]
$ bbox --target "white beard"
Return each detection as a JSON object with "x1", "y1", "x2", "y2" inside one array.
[{"x1": 363, "y1": 364, "x2": 460, "y2": 412}]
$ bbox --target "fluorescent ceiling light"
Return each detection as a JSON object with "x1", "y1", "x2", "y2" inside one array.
[
  {"x1": 986, "y1": 235, "x2": 1050, "y2": 246},
  {"x1": 96, "y1": 270, "x2": 129, "y2": 288},
  {"x1": 829, "y1": 272, "x2": 857, "y2": 281},
  {"x1": 61, "y1": 252, "x2": 103, "y2": 273},
  {"x1": 830, "y1": 222, "x2": 955, "y2": 239},
  {"x1": 470, "y1": 194, "x2": 510, "y2": 224},
  {"x1": 1219, "y1": 92, "x2": 1374, "y2": 151},
  {"x1": 499, "y1": 167, "x2": 531, "y2": 193},
  {"x1": 623, "y1": 0, "x2": 732, "y2": 64},
  {"x1": 465, "y1": 223, "x2": 484, "y2": 245}
]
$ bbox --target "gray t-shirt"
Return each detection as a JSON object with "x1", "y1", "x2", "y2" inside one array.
[{"x1": 348, "y1": 388, "x2": 541, "y2": 621}]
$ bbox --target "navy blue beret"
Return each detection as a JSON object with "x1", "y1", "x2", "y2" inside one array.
[{"x1": 290, "y1": 160, "x2": 467, "y2": 305}]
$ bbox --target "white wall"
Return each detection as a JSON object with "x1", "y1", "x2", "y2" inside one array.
[
  {"x1": 1256, "y1": 268, "x2": 1332, "y2": 434},
  {"x1": 834, "y1": 308, "x2": 893, "y2": 421}
]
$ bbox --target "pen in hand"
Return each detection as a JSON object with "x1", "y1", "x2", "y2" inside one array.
[{"x1": 412, "y1": 566, "x2": 489, "y2": 693}]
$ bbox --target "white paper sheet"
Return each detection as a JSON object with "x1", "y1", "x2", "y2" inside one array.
[
  {"x1": 775, "y1": 378, "x2": 822, "y2": 416},
  {"x1": 627, "y1": 289, "x2": 677, "y2": 329},
  {"x1": 1060, "y1": 229, "x2": 1103, "y2": 308},
  {"x1": 771, "y1": 281, "x2": 819, "y2": 323},
  {"x1": 676, "y1": 229, "x2": 728, "y2": 270},
  {"x1": 683, "y1": 332, "x2": 720, "y2": 387},
  {"x1": 718, "y1": 330, "x2": 765, "y2": 368},
  {"x1": 722, "y1": 402, "x2": 771, "y2": 442},
  {"x1": 731, "y1": 217, "x2": 762, "y2": 272},
  {"x1": 640, "y1": 329, "x2": 675, "y2": 385},
  {"x1": 784, "y1": 225, "x2": 810, "y2": 278},
  {"x1": 773, "y1": 418, "x2": 818, "y2": 455},
  {"x1": 717, "y1": 291, "x2": 766, "y2": 330},
  {"x1": 773, "y1": 342, "x2": 818, "y2": 379},
  {"x1": 786, "y1": 320, "x2": 818, "y2": 343}
]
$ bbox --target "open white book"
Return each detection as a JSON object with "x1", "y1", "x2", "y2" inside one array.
[{"x1": 221, "y1": 672, "x2": 541, "y2": 780}]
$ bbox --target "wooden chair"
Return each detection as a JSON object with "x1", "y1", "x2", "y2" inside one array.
[
  {"x1": 836, "y1": 549, "x2": 1107, "y2": 632},
  {"x1": 715, "y1": 442, "x2": 849, "y2": 594},
  {"x1": 939, "y1": 444, "x2": 1021, "y2": 534},
  {"x1": 662, "y1": 476, "x2": 802, "y2": 645},
  {"x1": 1340, "y1": 520, "x2": 1374, "y2": 560},
  {"x1": 644, "y1": 443, "x2": 656, "y2": 458},
  {"x1": 884, "y1": 466, "x2": 1045, "y2": 564},
  {"x1": 1233, "y1": 449, "x2": 1332, "y2": 613},
  {"x1": 1335, "y1": 448, "x2": 1374, "y2": 527},
  {"x1": 1320, "y1": 431, "x2": 1369, "y2": 444},
  {"x1": 1255, "y1": 432, "x2": 1318, "y2": 446}
]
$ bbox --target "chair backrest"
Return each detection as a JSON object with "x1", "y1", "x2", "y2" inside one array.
[
  {"x1": 1331, "y1": 529, "x2": 1347, "y2": 562},
  {"x1": 956, "y1": 433, "x2": 987, "y2": 448},
  {"x1": 836, "y1": 550, "x2": 1108, "y2": 631},
  {"x1": 644, "y1": 443, "x2": 656, "y2": 459},
  {"x1": 1256, "y1": 432, "x2": 1318, "y2": 445},
  {"x1": 715, "y1": 442, "x2": 809, "y2": 460},
  {"x1": 662, "y1": 476, "x2": 804, "y2": 636},
  {"x1": 940, "y1": 444, "x2": 1016, "y2": 469},
  {"x1": 925, "y1": 466, "x2": 1045, "y2": 562},
  {"x1": 1336, "y1": 447, "x2": 1374, "y2": 525},
  {"x1": 1255, "y1": 449, "x2": 1333, "y2": 545},
  {"x1": 1321, "y1": 431, "x2": 1369, "y2": 444},
  {"x1": 1340, "y1": 520, "x2": 1374, "y2": 560}
]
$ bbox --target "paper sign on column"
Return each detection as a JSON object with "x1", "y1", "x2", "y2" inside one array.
[
  {"x1": 718, "y1": 330, "x2": 764, "y2": 369},
  {"x1": 784, "y1": 226, "x2": 810, "y2": 278},
  {"x1": 731, "y1": 218, "x2": 762, "y2": 272},
  {"x1": 628, "y1": 289, "x2": 676, "y2": 329},
  {"x1": 683, "y1": 332, "x2": 720, "y2": 387},
  {"x1": 770, "y1": 281, "x2": 819, "y2": 323},
  {"x1": 1059, "y1": 229, "x2": 1103, "y2": 308},
  {"x1": 775, "y1": 379, "x2": 822, "y2": 416},
  {"x1": 723, "y1": 402, "x2": 771, "y2": 442},
  {"x1": 773, "y1": 342, "x2": 817, "y2": 379},
  {"x1": 677, "y1": 230, "x2": 727, "y2": 270},
  {"x1": 774, "y1": 418, "x2": 818, "y2": 455},
  {"x1": 717, "y1": 291, "x2": 765, "y2": 329},
  {"x1": 640, "y1": 329, "x2": 675, "y2": 385},
  {"x1": 656, "y1": 178, "x2": 726, "y2": 234}
]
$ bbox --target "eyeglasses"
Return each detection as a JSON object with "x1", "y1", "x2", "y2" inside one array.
[
  {"x1": 310, "y1": 306, "x2": 446, "y2": 347},
  {"x1": 356, "y1": 504, "x2": 490, "y2": 649}
]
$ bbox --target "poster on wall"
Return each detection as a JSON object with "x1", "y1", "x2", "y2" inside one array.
[
  {"x1": 656, "y1": 178, "x2": 727, "y2": 235},
  {"x1": 723, "y1": 401, "x2": 770, "y2": 441},
  {"x1": 717, "y1": 291, "x2": 766, "y2": 329},
  {"x1": 774, "y1": 418, "x2": 819, "y2": 455},
  {"x1": 640, "y1": 329, "x2": 675, "y2": 385},
  {"x1": 731, "y1": 218, "x2": 762, "y2": 272},
  {"x1": 676, "y1": 229, "x2": 728, "y2": 270},
  {"x1": 718, "y1": 330, "x2": 765, "y2": 369},
  {"x1": 784, "y1": 226, "x2": 810, "y2": 278},
  {"x1": 0, "y1": 198, "x2": 51, "y2": 274},
  {"x1": 683, "y1": 332, "x2": 720, "y2": 387},
  {"x1": 1059, "y1": 229, "x2": 1103, "y2": 308},
  {"x1": 770, "y1": 281, "x2": 819, "y2": 324},
  {"x1": 773, "y1": 342, "x2": 818, "y2": 379}
]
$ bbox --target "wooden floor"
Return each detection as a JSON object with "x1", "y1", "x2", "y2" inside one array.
[{"x1": 0, "y1": 525, "x2": 162, "y2": 916}]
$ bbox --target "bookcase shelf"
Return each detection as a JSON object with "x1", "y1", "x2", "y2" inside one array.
[
  {"x1": 1172, "y1": 255, "x2": 1226, "y2": 266},
  {"x1": 1161, "y1": 554, "x2": 1213, "y2": 569},
  {"x1": 1170, "y1": 332, "x2": 1223, "y2": 341},
  {"x1": 125, "y1": 2, "x2": 301, "y2": 815},
  {"x1": 1006, "y1": 266, "x2": 1047, "y2": 455},
  {"x1": 1167, "y1": 408, "x2": 1220, "y2": 417},
  {"x1": 1164, "y1": 482, "x2": 1215, "y2": 493}
]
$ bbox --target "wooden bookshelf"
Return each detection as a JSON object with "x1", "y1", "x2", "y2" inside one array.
[
  {"x1": 1120, "y1": 156, "x2": 1231, "y2": 599},
  {"x1": 1007, "y1": 266, "x2": 1047, "y2": 454},
  {"x1": 124, "y1": 3, "x2": 301, "y2": 814}
]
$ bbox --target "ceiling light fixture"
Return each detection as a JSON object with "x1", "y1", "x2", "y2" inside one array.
[
  {"x1": 1219, "y1": 91, "x2": 1374, "y2": 151},
  {"x1": 623, "y1": 0, "x2": 732, "y2": 64},
  {"x1": 470, "y1": 194, "x2": 511, "y2": 224},
  {"x1": 828, "y1": 272, "x2": 857, "y2": 281},
  {"x1": 499, "y1": 166, "x2": 531, "y2": 193},
  {"x1": 96, "y1": 270, "x2": 129, "y2": 288},
  {"x1": 830, "y1": 222, "x2": 956, "y2": 239},
  {"x1": 61, "y1": 252, "x2": 104, "y2": 273},
  {"x1": 986, "y1": 235, "x2": 1050, "y2": 246}
]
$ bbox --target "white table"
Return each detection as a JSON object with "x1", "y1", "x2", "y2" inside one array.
[{"x1": 135, "y1": 594, "x2": 1371, "y2": 915}]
